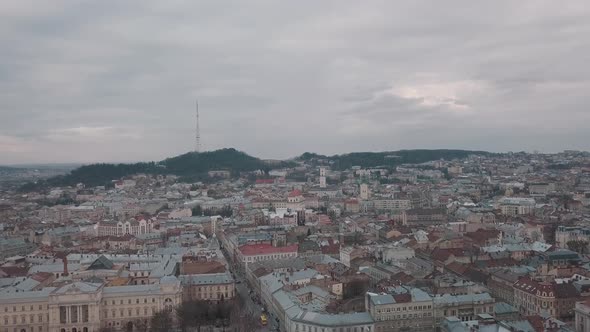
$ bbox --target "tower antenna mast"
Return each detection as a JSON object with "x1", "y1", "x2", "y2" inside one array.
[{"x1": 195, "y1": 100, "x2": 201, "y2": 152}]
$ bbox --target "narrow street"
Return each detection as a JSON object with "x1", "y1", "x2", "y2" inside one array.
[{"x1": 221, "y1": 246, "x2": 278, "y2": 331}]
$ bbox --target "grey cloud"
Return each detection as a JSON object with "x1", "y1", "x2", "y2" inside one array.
[{"x1": 1, "y1": 1, "x2": 590, "y2": 163}]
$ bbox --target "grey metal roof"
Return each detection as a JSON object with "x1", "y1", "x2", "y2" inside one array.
[
  {"x1": 53, "y1": 282, "x2": 102, "y2": 294},
  {"x1": 102, "y1": 284, "x2": 161, "y2": 295},
  {"x1": 0, "y1": 287, "x2": 56, "y2": 302},
  {"x1": 290, "y1": 310, "x2": 374, "y2": 327},
  {"x1": 434, "y1": 293, "x2": 493, "y2": 306},
  {"x1": 179, "y1": 273, "x2": 233, "y2": 285}
]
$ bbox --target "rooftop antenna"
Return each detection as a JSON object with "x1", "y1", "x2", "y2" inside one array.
[{"x1": 195, "y1": 99, "x2": 201, "y2": 152}]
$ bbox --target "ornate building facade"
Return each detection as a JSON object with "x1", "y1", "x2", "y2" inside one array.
[{"x1": 0, "y1": 276, "x2": 181, "y2": 332}]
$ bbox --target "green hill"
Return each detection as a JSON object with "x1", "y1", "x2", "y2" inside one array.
[
  {"x1": 297, "y1": 149, "x2": 493, "y2": 170},
  {"x1": 20, "y1": 148, "x2": 289, "y2": 190},
  {"x1": 19, "y1": 148, "x2": 493, "y2": 191}
]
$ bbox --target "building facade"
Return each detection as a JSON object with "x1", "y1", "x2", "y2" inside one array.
[
  {"x1": 97, "y1": 218, "x2": 154, "y2": 237},
  {"x1": 366, "y1": 289, "x2": 434, "y2": 332},
  {"x1": 180, "y1": 273, "x2": 235, "y2": 302},
  {"x1": 0, "y1": 277, "x2": 182, "y2": 332}
]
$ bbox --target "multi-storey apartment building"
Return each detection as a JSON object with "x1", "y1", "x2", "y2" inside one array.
[
  {"x1": 575, "y1": 300, "x2": 590, "y2": 332},
  {"x1": 433, "y1": 293, "x2": 495, "y2": 326},
  {"x1": 0, "y1": 277, "x2": 182, "y2": 332},
  {"x1": 497, "y1": 197, "x2": 535, "y2": 216},
  {"x1": 179, "y1": 272, "x2": 235, "y2": 302},
  {"x1": 373, "y1": 199, "x2": 412, "y2": 211},
  {"x1": 366, "y1": 288, "x2": 434, "y2": 332},
  {"x1": 555, "y1": 226, "x2": 590, "y2": 249},
  {"x1": 236, "y1": 243, "x2": 298, "y2": 266},
  {"x1": 97, "y1": 218, "x2": 154, "y2": 237},
  {"x1": 402, "y1": 208, "x2": 447, "y2": 227},
  {"x1": 513, "y1": 277, "x2": 580, "y2": 320}
]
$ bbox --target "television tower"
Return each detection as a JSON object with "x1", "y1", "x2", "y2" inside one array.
[{"x1": 195, "y1": 100, "x2": 201, "y2": 152}]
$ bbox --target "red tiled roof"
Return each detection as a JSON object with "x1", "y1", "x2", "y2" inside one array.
[
  {"x1": 391, "y1": 272, "x2": 414, "y2": 284},
  {"x1": 0, "y1": 266, "x2": 29, "y2": 277},
  {"x1": 392, "y1": 293, "x2": 411, "y2": 303},
  {"x1": 239, "y1": 243, "x2": 298, "y2": 256},
  {"x1": 431, "y1": 248, "x2": 465, "y2": 262},
  {"x1": 30, "y1": 272, "x2": 53, "y2": 282},
  {"x1": 427, "y1": 234, "x2": 440, "y2": 242},
  {"x1": 288, "y1": 189, "x2": 303, "y2": 197},
  {"x1": 255, "y1": 179, "x2": 274, "y2": 184},
  {"x1": 525, "y1": 316, "x2": 545, "y2": 332},
  {"x1": 446, "y1": 261, "x2": 468, "y2": 275},
  {"x1": 465, "y1": 229, "x2": 500, "y2": 245}
]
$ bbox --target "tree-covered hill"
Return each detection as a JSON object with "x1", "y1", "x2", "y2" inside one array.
[
  {"x1": 20, "y1": 148, "x2": 289, "y2": 190},
  {"x1": 297, "y1": 149, "x2": 493, "y2": 170}
]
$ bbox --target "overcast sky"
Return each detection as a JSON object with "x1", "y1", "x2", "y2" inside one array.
[{"x1": 1, "y1": 1, "x2": 590, "y2": 164}]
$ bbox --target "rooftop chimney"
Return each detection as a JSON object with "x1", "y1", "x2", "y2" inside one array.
[{"x1": 63, "y1": 256, "x2": 69, "y2": 277}]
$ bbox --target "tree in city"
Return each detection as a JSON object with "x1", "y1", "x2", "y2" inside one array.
[
  {"x1": 567, "y1": 240, "x2": 589, "y2": 254},
  {"x1": 176, "y1": 300, "x2": 210, "y2": 331},
  {"x1": 229, "y1": 298, "x2": 258, "y2": 332},
  {"x1": 346, "y1": 278, "x2": 368, "y2": 299},
  {"x1": 191, "y1": 205, "x2": 203, "y2": 216},
  {"x1": 328, "y1": 210, "x2": 337, "y2": 221},
  {"x1": 133, "y1": 319, "x2": 148, "y2": 332},
  {"x1": 149, "y1": 310, "x2": 173, "y2": 332}
]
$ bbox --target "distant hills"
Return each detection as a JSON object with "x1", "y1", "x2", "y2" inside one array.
[
  {"x1": 19, "y1": 148, "x2": 292, "y2": 190},
  {"x1": 297, "y1": 149, "x2": 492, "y2": 170},
  {"x1": 19, "y1": 148, "x2": 492, "y2": 191},
  {"x1": 0, "y1": 166, "x2": 24, "y2": 172}
]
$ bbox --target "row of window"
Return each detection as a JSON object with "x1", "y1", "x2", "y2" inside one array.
[
  {"x1": 376, "y1": 312, "x2": 432, "y2": 321},
  {"x1": 3, "y1": 327, "x2": 45, "y2": 332},
  {"x1": 191, "y1": 292, "x2": 232, "y2": 300},
  {"x1": 103, "y1": 306, "x2": 156, "y2": 318},
  {"x1": 376, "y1": 304, "x2": 432, "y2": 313},
  {"x1": 245, "y1": 253, "x2": 296, "y2": 262},
  {"x1": 294, "y1": 325, "x2": 372, "y2": 332},
  {"x1": 102, "y1": 297, "x2": 156, "y2": 305},
  {"x1": 194, "y1": 285, "x2": 232, "y2": 291},
  {"x1": 3, "y1": 314, "x2": 48, "y2": 325},
  {"x1": 2, "y1": 305, "x2": 46, "y2": 313}
]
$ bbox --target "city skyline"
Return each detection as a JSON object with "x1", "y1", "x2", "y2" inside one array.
[{"x1": 2, "y1": 1, "x2": 590, "y2": 164}]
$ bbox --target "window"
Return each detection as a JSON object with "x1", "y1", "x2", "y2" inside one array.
[
  {"x1": 59, "y1": 307, "x2": 66, "y2": 324},
  {"x1": 82, "y1": 305, "x2": 89, "y2": 323},
  {"x1": 71, "y1": 306, "x2": 78, "y2": 323}
]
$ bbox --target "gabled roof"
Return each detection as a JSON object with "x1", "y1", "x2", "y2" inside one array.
[{"x1": 88, "y1": 255, "x2": 114, "y2": 270}]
